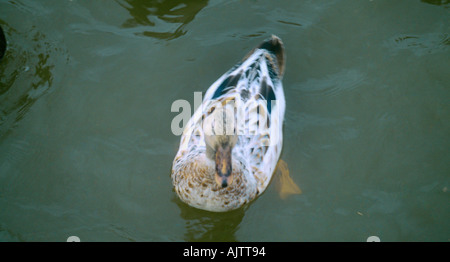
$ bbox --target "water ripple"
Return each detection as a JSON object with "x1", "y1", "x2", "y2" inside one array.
[
  {"x1": 293, "y1": 68, "x2": 366, "y2": 97},
  {"x1": 385, "y1": 33, "x2": 449, "y2": 56}
]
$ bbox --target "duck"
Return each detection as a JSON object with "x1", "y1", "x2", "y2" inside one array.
[{"x1": 171, "y1": 35, "x2": 286, "y2": 212}]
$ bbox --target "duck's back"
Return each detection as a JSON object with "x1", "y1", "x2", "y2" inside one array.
[{"x1": 204, "y1": 35, "x2": 286, "y2": 192}]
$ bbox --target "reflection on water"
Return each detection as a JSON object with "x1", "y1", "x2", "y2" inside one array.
[
  {"x1": 420, "y1": 0, "x2": 450, "y2": 6},
  {"x1": 117, "y1": 0, "x2": 208, "y2": 39},
  {"x1": 175, "y1": 198, "x2": 245, "y2": 241},
  {"x1": 0, "y1": 23, "x2": 65, "y2": 141}
]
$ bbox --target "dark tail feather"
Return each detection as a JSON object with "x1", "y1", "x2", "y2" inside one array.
[{"x1": 257, "y1": 35, "x2": 285, "y2": 77}]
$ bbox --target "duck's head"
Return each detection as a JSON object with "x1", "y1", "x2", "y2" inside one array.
[{"x1": 203, "y1": 105, "x2": 238, "y2": 188}]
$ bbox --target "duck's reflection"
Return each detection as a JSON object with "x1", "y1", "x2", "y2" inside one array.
[
  {"x1": 117, "y1": 0, "x2": 208, "y2": 40},
  {"x1": 174, "y1": 197, "x2": 245, "y2": 241}
]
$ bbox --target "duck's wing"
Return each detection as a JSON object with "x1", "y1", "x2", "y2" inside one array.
[
  {"x1": 238, "y1": 36, "x2": 286, "y2": 192},
  {"x1": 203, "y1": 36, "x2": 285, "y2": 103}
]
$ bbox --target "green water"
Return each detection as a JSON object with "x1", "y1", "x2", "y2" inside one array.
[{"x1": 0, "y1": 0, "x2": 449, "y2": 241}]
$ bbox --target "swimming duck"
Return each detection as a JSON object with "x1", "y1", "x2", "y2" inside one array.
[{"x1": 171, "y1": 35, "x2": 286, "y2": 212}]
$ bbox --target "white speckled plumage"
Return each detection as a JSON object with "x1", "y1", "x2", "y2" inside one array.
[{"x1": 171, "y1": 35, "x2": 286, "y2": 212}]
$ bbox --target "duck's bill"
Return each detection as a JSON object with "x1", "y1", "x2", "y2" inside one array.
[
  {"x1": 215, "y1": 173, "x2": 233, "y2": 188},
  {"x1": 215, "y1": 143, "x2": 233, "y2": 188}
]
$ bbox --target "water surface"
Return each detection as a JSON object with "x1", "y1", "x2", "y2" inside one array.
[{"x1": 0, "y1": 0, "x2": 449, "y2": 241}]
